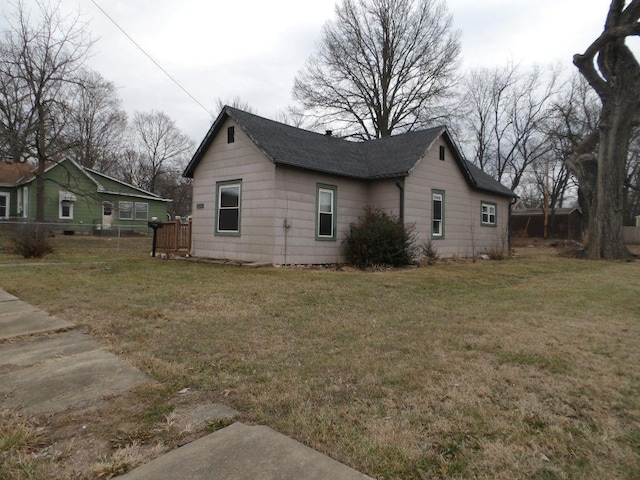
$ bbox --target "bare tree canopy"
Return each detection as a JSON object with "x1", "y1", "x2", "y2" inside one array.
[
  {"x1": 120, "y1": 110, "x2": 194, "y2": 196},
  {"x1": 571, "y1": 0, "x2": 640, "y2": 259},
  {"x1": 293, "y1": 0, "x2": 460, "y2": 139},
  {"x1": 66, "y1": 70, "x2": 127, "y2": 175},
  {"x1": 0, "y1": 0, "x2": 93, "y2": 221},
  {"x1": 459, "y1": 62, "x2": 559, "y2": 192}
]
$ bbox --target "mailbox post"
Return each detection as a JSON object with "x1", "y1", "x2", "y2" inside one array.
[{"x1": 148, "y1": 217, "x2": 164, "y2": 257}]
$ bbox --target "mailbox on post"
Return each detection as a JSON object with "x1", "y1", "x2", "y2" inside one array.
[{"x1": 148, "y1": 217, "x2": 164, "y2": 257}]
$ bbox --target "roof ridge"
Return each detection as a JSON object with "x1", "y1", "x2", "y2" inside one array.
[{"x1": 183, "y1": 107, "x2": 515, "y2": 198}]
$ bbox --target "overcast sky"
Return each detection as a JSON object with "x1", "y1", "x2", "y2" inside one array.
[{"x1": 1, "y1": 0, "x2": 622, "y2": 142}]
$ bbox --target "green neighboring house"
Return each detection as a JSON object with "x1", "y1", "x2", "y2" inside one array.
[{"x1": 0, "y1": 158, "x2": 171, "y2": 233}]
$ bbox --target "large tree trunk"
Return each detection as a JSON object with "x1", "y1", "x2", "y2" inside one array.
[
  {"x1": 587, "y1": 102, "x2": 634, "y2": 258},
  {"x1": 572, "y1": 0, "x2": 640, "y2": 259}
]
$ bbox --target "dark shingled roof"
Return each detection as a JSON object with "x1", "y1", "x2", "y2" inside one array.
[{"x1": 184, "y1": 106, "x2": 516, "y2": 198}]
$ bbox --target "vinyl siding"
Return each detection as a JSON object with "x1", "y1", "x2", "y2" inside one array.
[
  {"x1": 273, "y1": 166, "x2": 368, "y2": 264},
  {"x1": 27, "y1": 162, "x2": 167, "y2": 229},
  {"x1": 367, "y1": 180, "x2": 401, "y2": 215},
  {"x1": 404, "y1": 138, "x2": 509, "y2": 257},
  {"x1": 190, "y1": 127, "x2": 511, "y2": 264},
  {"x1": 191, "y1": 118, "x2": 276, "y2": 262}
]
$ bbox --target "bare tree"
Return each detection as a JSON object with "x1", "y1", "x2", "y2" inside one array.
[
  {"x1": 624, "y1": 128, "x2": 640, "y2": 226},
  {"x1": 66, "y1": 70, "x2": 127, "y2": 175},
  {"x1": 122, "y1": 111, "x2": 194, "y2": 195},
  {"x1": 0, "y1": 0, "x2": 93, "y2": 221},
  {"x1": 293, "y1": 0, "x2": 460, "y2": 139},
  {"x1": 214, "y1": 96, "x2": 256, "y2": 117},
  {"x1": 459, "y1": 62, "x2": 559, "y2": 192},
  {"x1": 546, "y1": 74, "x2": 601, "y2": 232},
  {"x1": 571, "y1": 0, "x2": 640, "y2": 259},
  {"x1": 0, "y1": 54, "x2": 34, "y2": 163}
]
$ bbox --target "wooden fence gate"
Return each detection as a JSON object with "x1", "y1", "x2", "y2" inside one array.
[{"x1": 156, "y1": 219, "x2": 191, "y2": 253}]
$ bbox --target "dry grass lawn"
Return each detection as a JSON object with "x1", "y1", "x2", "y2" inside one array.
[{"x1": 0, "y1": 236, "x2": 639, "y2": 479}]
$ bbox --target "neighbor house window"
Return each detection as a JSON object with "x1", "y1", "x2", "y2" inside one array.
[
  {"x1": 60, "y1": 201, "x2": 73, "y2": 219},
  {"x1": 58, "y1": 191, "x2": 76, "y2": 220},
  {"x1": 0, "y1": 193, "x2": 9, "y2": 219},
  {"x1": 216, "y1": 180, "x2": 241, "y2": 235},
  {"x1": 135, "y1": 202, "x2": 148, "y2": 220},
  {"x1": 316, "y1": 183, "x2": 337, "y2": 240},
  {"x1": 432, "y1": 190, "x2": 444, "y2": 238},
  {"x1": 481, "y1": 202, "x2": 497, "y2": 226},
  {"x1": 119, "y1": 201, "x2": 133, "y2": 220}
]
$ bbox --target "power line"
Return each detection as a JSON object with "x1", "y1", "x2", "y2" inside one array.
[{"x1": 90, "y1": 0, "x2": 214, "y2": 117}]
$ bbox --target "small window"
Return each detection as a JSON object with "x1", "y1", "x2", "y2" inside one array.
[
  {"x1": 439, "y1": 145, "x2": 445, "y2": 161},
  {"x1": 216, "y1": 181, "x2": 241, "y2": 235},
  {"x1": 0, "y1": 193, "x2": 9, "y2": 219},
  {"x1": 227, "y1": 126, "x2": 235, "y2": 143},
  {"x1": 103, "y1": 202, "x2": 112, "y2": 216},
  {"x1": 432, "y1": 190, "x2": 444, "y2": 238},
  {"x1": 316, "y1": 184, "x2": 337, "y2": 240},
  {"x1": 60, "y1": 200, "x2": 73, "y2": 219},
  {"x1": 119, "y1": 201, "x2": 133, "y2": 220},
  {"x1": 135, "y1": 202, "x2": 148, "y2": 220},
  {"x1": 481, "y1": 202, "x2": 497, "y2": 226}
]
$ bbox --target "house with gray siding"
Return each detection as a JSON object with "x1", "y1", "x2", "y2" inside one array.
[{"x1": 183, "y1": 106, "x2": 516, "y2": 265}]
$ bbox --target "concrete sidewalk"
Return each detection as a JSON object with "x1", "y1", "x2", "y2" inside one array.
[
  {"x1": 118, "y1": 422, "x2": 372, "y2": 480},
  {"x1": 0, "y1": 289, "x2": 373, "y2": 479},
  {"x1": 0, "y1": 290, "x2": 148, "y2": 414}
]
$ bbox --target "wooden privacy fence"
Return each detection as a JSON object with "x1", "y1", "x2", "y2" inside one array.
[{"x1": 156, "y1": 219, "x2": 191, "y2": 252}]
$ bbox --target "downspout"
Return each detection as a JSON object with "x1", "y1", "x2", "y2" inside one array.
[
  {"x1": 509, "y1": 197, "x2": 517, "y2": 254},
  {"x1": 395, "y1": 178, "x2": 405, "y2": 223}
]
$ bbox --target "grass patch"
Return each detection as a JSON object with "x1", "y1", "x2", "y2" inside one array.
[{"x1": 1, "y1": 237, "x2": 639, "y2": 478}]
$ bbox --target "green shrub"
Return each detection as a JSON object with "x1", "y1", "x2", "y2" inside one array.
[
  {"x1": 10, "y1": 224, "x2": 54, "y2": 258},
  {"x1": 345, "y1": 207, "x2": 416, "y2": 268}
]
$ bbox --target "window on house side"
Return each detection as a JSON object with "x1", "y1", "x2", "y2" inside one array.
[
  {"x1": 60, "y1": 200, "x2": 73, "y2": 219},
  {"x1": 0, "y1": 193, "x2": 9, "y2": 219},
  {"x1": 439, "y1": 145, "x2": 445, "y2": 161},
  {"x1": 135, "y1": 202, "x2": 148, "y2": 220},
  {"x1": 432, "y1": 191, "x2": 444, "y2": 238},
  {"x1": 317, "y1": 184, "x2": 337, "y2": 240},
  {"x1": 481, "y1": 202, "x2": 497, "y2": 226},
  {"x1": 216, "y1": 182, "x2": 241, "y2": 234},
  {"x1": 227, "y1": 126, "x2": 235, "y2": 143},
  {"x1": 119, "y1": 201, "x2": 133, "y2": 220}
]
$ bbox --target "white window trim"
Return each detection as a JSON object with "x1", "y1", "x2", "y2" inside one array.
[
  {"x1": 17, "y1": 188, "x2": 22, "y2": 216},
  {"x1": 317, "y1": 187, "x2": 335, "y2": 239},
  {"x1": 216, "y1": 182, "x2": 242, "y2": 235},
  {"x1": 119, "y1": 201, "x2": 133, "y2": 220},
  {"x1": 481, "y1": 202, "x2": 497, "y2": 226},
  {"x1": 0, "y1": 192, "x2": 9, "y2": 219},
  {"x1": 59, "y1": 200, "x2": 74, "y2": 219},
  {"x1": 21, "y1": 187, "x2": 28, "y2": 218},
  {"x1": 432, "y1": 192, "x2": 444, "y2": 238},
  {"x1": 134, "y1": 202, "x2": 149, "y2": 221}
]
